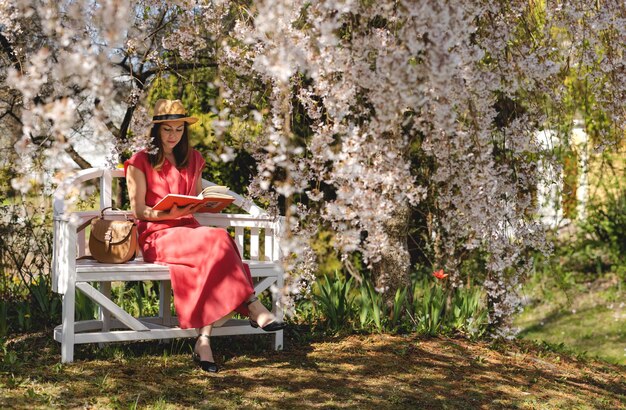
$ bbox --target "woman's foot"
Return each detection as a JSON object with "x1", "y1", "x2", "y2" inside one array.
[
  {"x1": 193, "y1": 334, "x2": 218, "y2": 373},
  {"x1": 246, "y1": 296, "x2": 286, "y2": 331}
]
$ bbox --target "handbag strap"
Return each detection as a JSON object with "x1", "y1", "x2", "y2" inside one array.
[
  {"x1": 75, "y1": 207, "x2": 135, "y2": 233},
  {"x1": 76, "y1": 215, "x2": 99, "y2": 233},
  {"x1": 77, "y1": 255, "x2": 95, "y2": 260}
]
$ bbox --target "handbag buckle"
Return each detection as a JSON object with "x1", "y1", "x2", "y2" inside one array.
[
  {"x1": 104, "y1": 227, "x2": 113, "y2": 250},
  {"x1": 104, "y1": 229, "x2": 112, "y2": 242}
]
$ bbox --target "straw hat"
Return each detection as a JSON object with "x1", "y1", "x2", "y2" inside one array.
[{"x1": 152, "y1": 99, "x2": 199, "y2": 124}]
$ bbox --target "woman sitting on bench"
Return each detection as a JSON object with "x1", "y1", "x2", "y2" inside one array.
[{"x1": 124, "y1": 99, "x2": 285, "y2": 374}]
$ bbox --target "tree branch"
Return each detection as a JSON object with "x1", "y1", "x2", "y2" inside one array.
[
  {"x1": 64, "y1": 141, "x2": 93, "y2": 169},
  {"x1": 141, "y1": 61, "x2": 218, "y2": 83},
  {"x1": 114, "y1": 9, "x2": 216, "y2": 145},
  {"x1": 56, "y1": 133, "x2": 92, "y2": 169},
  {"x1": 0, "y1": 31, "x2": 21, "y2": 71},
  {"x1": 139, "y1": 9, "x2": 169, "y2": 76},
  {"x1": 1, "y1": 97, "x2": 24, "y2": 125},
  {"x1": 94, "y1": 98, "x2": 121, "y2": 137},
  {"x1": 118, "y1": 105, "x2": 136, "y2": 143}
]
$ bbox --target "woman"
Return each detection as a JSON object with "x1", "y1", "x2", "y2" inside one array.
[{"x1": 124, "y1": 99, "x2": 285, "y2": 373}]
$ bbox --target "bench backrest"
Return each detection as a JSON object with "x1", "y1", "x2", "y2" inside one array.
[{"x1": 52, "y1": 168, "x2": 284, "y2": 294}]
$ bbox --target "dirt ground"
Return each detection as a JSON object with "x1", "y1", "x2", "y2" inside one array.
[{"x1": 1, "y1": 330, "x2": 624, "y2": 409}]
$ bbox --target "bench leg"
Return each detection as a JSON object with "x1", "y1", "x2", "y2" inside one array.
[
  {"x1": 159, "y1": 280, "x2": 172, "y2": 327},
  {"x1": 272, "y1": 330, "x2": 283, "y2": 351},
  {"x1": 61, "y1": 285, "x2": 75, "y2": 363},
  {"x1": 158, "y1": 280, "x2": 172, "y2": 344},
  {"x1": 272, "y1": 270, "x2": 284, "y2": 351},
  {"x1": 97, "y1": 282, "x2": 112, "y2": 349}
]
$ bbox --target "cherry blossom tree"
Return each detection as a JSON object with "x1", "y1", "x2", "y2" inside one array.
[
  {"x1": 1, "y1": 0, "x2": 623, "y2": 329},
  {"x1": 222, "y1": 0, "x2": 625, "y2": 326}
]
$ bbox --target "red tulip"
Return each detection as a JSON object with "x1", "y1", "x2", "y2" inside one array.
[{"x1": 433, "y1": 269, "x2": 448, "y2": 280}]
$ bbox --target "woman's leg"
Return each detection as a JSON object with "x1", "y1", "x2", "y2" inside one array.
[
  {"x1": 212, "y1": 311, "x2": 235, "y2": 327},
  {"x1": 195, "y1": 325, "x2": 214, "y2": 362},
  {"x1": 223, "y1": 296, "x2": 282, "y2": 328},
  {"x1": 194, "y1": 308, "x2": 240, "y2": 362}
]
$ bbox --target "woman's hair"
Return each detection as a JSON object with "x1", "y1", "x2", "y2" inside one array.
[{"x1": 148, "y1": 123, "x2": 191, "y2": 169}]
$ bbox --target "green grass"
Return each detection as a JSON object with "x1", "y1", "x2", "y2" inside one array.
[
  {"x1": 1, "y1": 331, "x2": 625, "y2": 409},
  {"x1": 515, "y1": 275, "x2": 625, "y2": 365}
]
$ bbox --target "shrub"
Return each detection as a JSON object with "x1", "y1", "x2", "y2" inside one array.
[
  {"x1": 449, "y1": 285, "x2": 489, "y2": 339},
  {"x1": 307, "y1": 270, "x2": 489, "y2": 338},
  {"x1": 578, "y1": 188, "x2": 626, "y2": 277},
  {"x1": 312, "y1": 273, "x2": 355, "y2": 332},
  {"x1": 532, "y1": 185, "x2": 626, "y2": 296},
  {"x1": 356, "y1": 279, "x2": 389, "y2": 332},
  {"x1": 413, "y1": 279, "x2": 446, "y2": 335},
  {"x1": 0, "y1": 202, "x2": 58, "y2": 335},
  {"x1": 0, "y1": 197, "x2": 168, "y2": 335}
]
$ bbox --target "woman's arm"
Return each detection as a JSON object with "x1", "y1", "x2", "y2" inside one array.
[
  {"x1": 126, "y1": 164, "x2": 200, "y2": 221},
  {"x1": 196, "y1": 173, "x2": 203, "y2": 196}
]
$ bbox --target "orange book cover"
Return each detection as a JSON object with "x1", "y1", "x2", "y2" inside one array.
[{"x1": 152, "y1": 194, "x2": 235, "y2": 213}]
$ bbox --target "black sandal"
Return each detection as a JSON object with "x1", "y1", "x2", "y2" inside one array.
[
  {"x1": 246, "y1": 296, "x2": 287, "y2": 332},
  {"x1": 192, "y1": 334, "x2": 218, "y2": 373},
  {"x1": 249, "y1": 319, "x2": 287, "y2": 332}
]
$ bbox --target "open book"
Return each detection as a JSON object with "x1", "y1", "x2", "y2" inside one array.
[{"x1": 152, "y1": 185, "x2": 235, "y2": 213}]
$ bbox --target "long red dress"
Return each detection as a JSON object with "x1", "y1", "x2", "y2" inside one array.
[{"x1": 124, "y1": 149, "x2": 254, "y2": 329}]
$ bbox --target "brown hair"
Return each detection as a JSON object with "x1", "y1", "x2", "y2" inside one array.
[{"x1": 148, "y1": 123, "x2": 191, "y2": 169}]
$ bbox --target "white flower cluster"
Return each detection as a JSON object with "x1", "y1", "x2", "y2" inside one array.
[
  {"x1": 4, "y1": 0, "x2": 129, "y2": 184},
  {"x1": 125, "y1": 103, "x2": 155, "y2": 153},
  {"x1": 162, "y1": 25, "x2": 207, "y2": 61},
  {"x1": 0, "y1": 1, "x2": 21, "y2": 40}
]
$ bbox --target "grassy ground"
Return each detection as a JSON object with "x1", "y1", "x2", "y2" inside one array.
[
  {"x1": 1, "y1": 329, "x2": 624, "y2": 409},
  {"x1": 515, "y1": 275, "x2": 625, "y2": 365}
]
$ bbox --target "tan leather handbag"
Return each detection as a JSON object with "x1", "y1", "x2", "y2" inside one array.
[{"x1": 79, "y1": 207, "x2": 138, "y2": 264}]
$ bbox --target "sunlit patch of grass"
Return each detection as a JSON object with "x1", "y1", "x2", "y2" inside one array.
[{"x1": 515, "y1": 276, "x2": 625, "y2": 365}]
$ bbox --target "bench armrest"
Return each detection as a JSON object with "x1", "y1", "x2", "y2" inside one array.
[{"x1": 52, "y1": 218, "x2": 77, "y2": 294}]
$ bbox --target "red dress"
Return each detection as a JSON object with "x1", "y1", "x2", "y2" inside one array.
[{"x1": 124, "y1": 150, "x2": 254, "y2": 329}]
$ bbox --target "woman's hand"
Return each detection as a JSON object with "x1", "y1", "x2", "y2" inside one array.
[
  {"x1": 167, "y1": 204, "x2": 195, "y2": 218},
  {"x1": 167, "y1": 203, "x2": 205, "y2": 218}
]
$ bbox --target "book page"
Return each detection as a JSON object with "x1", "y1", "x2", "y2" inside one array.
[{"x1": 201, "y1": 185, "x2": 230, "y2": 197}]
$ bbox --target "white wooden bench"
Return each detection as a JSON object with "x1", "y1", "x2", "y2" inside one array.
[{"x1": 52, "y1": 168, "x2": 284, "y2": 363}]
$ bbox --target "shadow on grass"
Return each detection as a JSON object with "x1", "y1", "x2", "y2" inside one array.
[{"x1": 1, "y1": 328, "x2": 625, "y2": 409}]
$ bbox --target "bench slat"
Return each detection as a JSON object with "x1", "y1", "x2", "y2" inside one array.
[
  {"x1": 253, "y1": 276, "x2": 276, "y2": 295},
  {"x1": 75, "y1": 259, "x2": 280, "y2": 270},
  {"x1": 100, "y1": 169, "x2": 112, "y2": 209},
  {"x1": 265, "y1": 229, "x2": 273, "y2": 261},
  {"x1": 235, "y1": 227, "x2": 244, "y2": 255},
  {"x1": 53, "y1": 318, "x2": 273, "y2": 345},
  {"x1": 75, "y1": 259, "x2": 281, "y2": 282},
  {"x1": 250, "y1": 227, "x2": 259, "y2": 260}
]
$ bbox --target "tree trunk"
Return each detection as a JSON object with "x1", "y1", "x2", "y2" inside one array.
[{"x1": 371, "y1": 199, "x2": 412, "y2": 305}]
